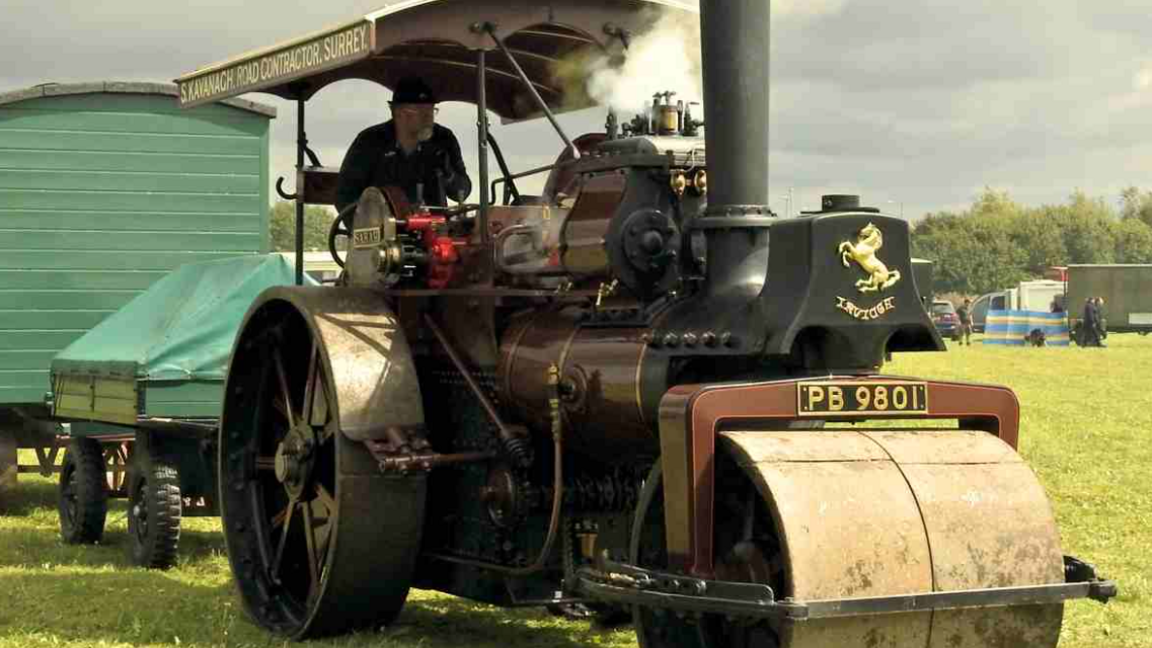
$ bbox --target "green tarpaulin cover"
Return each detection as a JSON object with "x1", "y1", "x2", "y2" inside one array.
[{"x1": 52, "y1": 254, "x2": 314, "y2": 382}]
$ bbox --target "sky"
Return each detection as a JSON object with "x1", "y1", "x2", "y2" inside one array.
[{"x1": 3, "y1": 0, "x2": 1152, "y2": 220}]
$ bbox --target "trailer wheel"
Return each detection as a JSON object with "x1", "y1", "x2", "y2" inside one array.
[
  {"x1": 58, "y1": 438, "x2": 108, "y2": 544},
  {"x1": 126, "y1": 457, "x2": 182, "y2": 569}
]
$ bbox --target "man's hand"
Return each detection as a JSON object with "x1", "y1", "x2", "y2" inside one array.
[{"x1": 432, "y1": 147, "x2": 470, "y2": 202}]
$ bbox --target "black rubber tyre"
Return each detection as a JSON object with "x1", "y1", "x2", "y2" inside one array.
[
  {"x1": 126, "y1": 457, "x2": 182, "y2": 569},
  {"x1": 58, "y1": 438, "x2": 108, "y2": 544}
]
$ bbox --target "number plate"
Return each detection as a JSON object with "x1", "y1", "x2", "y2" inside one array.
[
  {"x1": 797, "y1": 381, "x2": 928, "y2": 416},
  {"x1": 353, "y1": 226, "x2": 382, "y2": 248}
]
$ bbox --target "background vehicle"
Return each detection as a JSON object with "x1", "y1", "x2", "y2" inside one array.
[
  {"x1": 971, "y1": 279, "x2": 1065, "y2": 332},
  {"x1": 930, "y1": 299, "x2": 960, "y2": 340},
  {"x1": 1066, "y1": 264, "x2": 1152, "y2": 336},
  {"x1": 0, "y1": 82, "x2": 273, "y2": 506},
  {"x1": 175, "y1": 0, "x2": 1115, "y2": 645}
]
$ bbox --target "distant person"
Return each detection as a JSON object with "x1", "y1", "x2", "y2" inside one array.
[
  {"x1": 1095, "y1": 297, "x2": 1107, "y2": 346},
  {"x1": 1050, "y1": 297, "x2": 1064, "y2": 314},
  {"x1": 1081, "y1": 297, "x2": 1104, "y2": 347},
  {"x1": 956, "y1": 298, "x2": 973, "y2": 346}
]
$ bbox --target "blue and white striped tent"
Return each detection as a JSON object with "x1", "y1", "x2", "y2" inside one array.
[{"x1": 984, "y1": 310, "x2": 1070, "y2": 346}]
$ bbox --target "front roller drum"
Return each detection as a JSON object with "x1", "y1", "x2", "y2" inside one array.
[
  {"x1": 219, "y1": 290, "x2": 426, "y2": 638},
  {"x1": 633, "y1": 429, "x2": 1067, "y2": 648}
]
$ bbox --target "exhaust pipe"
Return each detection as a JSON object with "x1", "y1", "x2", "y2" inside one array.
[{"x1": 698, "y1": 0, "x2": 772, "y2": 299}]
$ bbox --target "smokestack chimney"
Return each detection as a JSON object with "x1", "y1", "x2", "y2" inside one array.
[{"x1": 699, "y1": 0, "x2": 772, "y2": 298}]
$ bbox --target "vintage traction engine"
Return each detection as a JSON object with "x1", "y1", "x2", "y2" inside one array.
[{"x1": 205, "y1": 0, "x2": 1115, "y2": 645}]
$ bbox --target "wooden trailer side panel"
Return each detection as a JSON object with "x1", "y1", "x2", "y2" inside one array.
[{"x1": 0, "y1": 86, "x2": 272, "y2": 406}]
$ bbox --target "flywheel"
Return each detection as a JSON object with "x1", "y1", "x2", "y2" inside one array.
[
  {"x1": 633, "y1": 429, "x2": 1066, "y2": 648},
  {"x1": 218, "y1": 289, "x2": 426, "y2": 638}
]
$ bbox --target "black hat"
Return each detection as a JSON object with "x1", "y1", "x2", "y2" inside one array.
[{"x1": 390, "y1": 77, "x2": 437, "y2": 105}]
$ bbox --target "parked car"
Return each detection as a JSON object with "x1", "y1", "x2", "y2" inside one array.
[{"x1": 930, "y1": 300, "x2": 961, "y2": 340}]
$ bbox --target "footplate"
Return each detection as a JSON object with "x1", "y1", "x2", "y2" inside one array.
[{"x1": 576, "y1": 556, "x2": 1115, "y2": 620}]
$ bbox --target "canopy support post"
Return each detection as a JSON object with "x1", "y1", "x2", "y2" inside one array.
[
  {"x1": 294, "y1": 98, "x2": 306, "y2": 286},
  {"x1": 479, "y1": 23, "x2": 579, "y2": 160},
  {"x1": 477, "y1": 48, "x2": 490, "y2": 245}
]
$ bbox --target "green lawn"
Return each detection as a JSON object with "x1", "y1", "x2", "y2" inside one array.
[{"x1": 0, "y1": 335, "x2": 1147, "y2": 647}]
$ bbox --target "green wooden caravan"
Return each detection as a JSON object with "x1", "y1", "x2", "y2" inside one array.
[{"x1": 0, "y1": 81, "x2": 275, "y2": 504}]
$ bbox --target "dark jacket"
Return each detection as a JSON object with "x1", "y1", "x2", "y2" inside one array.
[
  {"x1": 1083, "y1": 300, "x2": 1099, "y2": 329},
  {"x1": 336, "y1": 121, "x2": 471, "y2": 213},
  {"x1": 957, "y1": 304, "x2": 971, "y2": 326}
]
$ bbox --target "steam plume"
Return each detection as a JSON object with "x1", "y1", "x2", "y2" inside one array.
[
  {"x1": 585, "y1": 10, "x2": 703, "y2": 115},
  {"x1": 557, "y1": 2, "x2": 850, "y2": 117}
]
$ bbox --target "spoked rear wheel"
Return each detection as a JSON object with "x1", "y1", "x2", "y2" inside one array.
[
  {"x1": 219, "y1": 298, "x2": 425, "y2": 638},
  {"x1": 631, "y1": 458, "x2": 783, "y2": 648}
]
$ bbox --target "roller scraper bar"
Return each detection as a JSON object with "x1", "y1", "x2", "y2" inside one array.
[{"x1": 575, "y1": 555, "x2": 1116, "y2": 620}]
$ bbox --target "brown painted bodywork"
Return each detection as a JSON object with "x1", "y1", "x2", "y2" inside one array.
[
  {"x1": 560, "y1": 172, "x2": 627, "y2": 277},
  {"x1": 498, "y1": 306, "x2": 664, "y2": 460},
  {"x1": 657, "y1": 376, "x2": 1021, "y2": 577}
]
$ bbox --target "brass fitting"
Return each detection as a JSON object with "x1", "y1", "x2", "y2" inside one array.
[{"x1": 670, "y1": 171, "x2": 687, "y2": 197}]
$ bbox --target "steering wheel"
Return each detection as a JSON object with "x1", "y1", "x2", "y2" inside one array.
[{"x1": 327, "y1": 202, "x2": 359, "y2": 268}]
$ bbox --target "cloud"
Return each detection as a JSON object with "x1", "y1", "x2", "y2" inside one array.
[
  {"x1": 5, "y1": 0, "x2": 1152, "y2": 221},
  {"x1": 774, "y1": 0, "x2": 848, "y2": 19}
]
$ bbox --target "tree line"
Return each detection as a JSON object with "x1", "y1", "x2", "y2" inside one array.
[
  {"x1": 268, "y1": 200, "x2": 337, "y2": 252},
  {"x1": 911, "y1": 187, "x2": 1152, "y2": 295}
]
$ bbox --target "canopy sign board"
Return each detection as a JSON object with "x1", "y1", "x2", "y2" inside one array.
[
  {"x1": 175, "y1": 0, "x2": 699, "y2": 121},
  {"x1": 179, "y1": 20, "x2": 373, "y2": 108}
]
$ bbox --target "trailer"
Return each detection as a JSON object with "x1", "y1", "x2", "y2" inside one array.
[
  {"x1": 49, "y1": 254, "x2": 311, "y2": 567},
  {"x1": 0, "y1": 81, "x2": 274, "y2": 506},
  {"x1": 1066, "y1": 264, "x2": 1152, "y2": 336}
]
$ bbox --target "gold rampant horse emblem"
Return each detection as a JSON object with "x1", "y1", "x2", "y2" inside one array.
[{"x1": 838, "y1": 223, "x2": 901, "y2": 293}]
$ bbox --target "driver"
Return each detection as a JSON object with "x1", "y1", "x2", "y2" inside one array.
[{"x1": 336, "y1": 77, "x2": 472, "y2": 213}]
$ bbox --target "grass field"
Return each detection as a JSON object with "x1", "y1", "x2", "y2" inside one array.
[{"x1": 1, "y1": 335, "x2": 1148, "y2": 647}]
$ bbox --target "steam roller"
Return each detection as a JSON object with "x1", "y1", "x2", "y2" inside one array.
[
  {"x1": 176, "y1": 0, "x2": 1116, "y2": 643},
  {"x1": 628, "y1": 429, "x2": 1070, "y2": 648}
]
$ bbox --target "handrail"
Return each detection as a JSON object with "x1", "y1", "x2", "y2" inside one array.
[
  {"x1": 490, "y1": 162, "x2": 560, "y2": 204},
  {"x1": 477, "y1": 22, "x2": 580, "y2": 160}
]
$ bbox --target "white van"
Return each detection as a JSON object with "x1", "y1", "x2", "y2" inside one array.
[{"x1": 971, "y1": 280, "x2": 1065, "y2": 333}]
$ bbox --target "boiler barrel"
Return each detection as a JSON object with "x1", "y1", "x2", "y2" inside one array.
[{"x1": 498, "y1": 308, "x2": 668, "y2": 462}]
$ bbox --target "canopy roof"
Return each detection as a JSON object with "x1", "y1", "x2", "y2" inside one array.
[
  {"x1": 52, "y1": 255, "x2": 314, "y2": 383},
  {"x1": 176, "y1": 0, "x2": 696, "y2": 122}
]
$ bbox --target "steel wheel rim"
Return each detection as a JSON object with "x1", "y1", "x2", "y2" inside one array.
[
  {"x1": 130, "y1": 476, "x2": 149, "y2": 543},
  {"x1": 221, "y1": 308, "x2": 340, "y2": 634}
]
